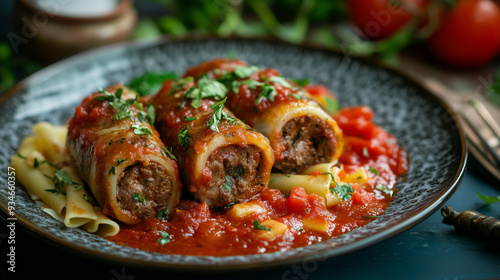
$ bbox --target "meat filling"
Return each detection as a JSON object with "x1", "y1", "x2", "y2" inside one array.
[
  {"x1": 117, "y1": 162, "x2": 173, "y2": 218},
  {"x1": 205, "y1": 145, "x2": 263, "y2": 207},
  {"x1": 276, "y1": 115, "x2": 336, "y2": 173}
]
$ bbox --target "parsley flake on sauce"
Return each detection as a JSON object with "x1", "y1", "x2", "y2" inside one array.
[
  {"x1": 178, "y1": 125, "x2": 190, "y2": 147},
  {"x1": 233, "y1": 65, "x2": 259, "y2": 79},
  {"x1": 158, "y1": 231, "x2": 171, "y2": 245},
  {"x1": 209, "y1": 97, "x2": 238, "y2": 132},
  {"x1": 253, "y1": 220, "x2": 271, "y2": 231},
  {"x1": 130, "y1": 124, "x2": 153, "y2": 135},
  {"x1": 375, "y1": 183, "x2": 393, "y2": 197},
  {"x1": 329, "y1": 182, "x2": 354, "y2": 201},
  {"x1": 183, "y1": 75, "x2": 228, "y2": 108},
  {"x1": 161, "y1": 146, "x2": 177, "y2": 161}
]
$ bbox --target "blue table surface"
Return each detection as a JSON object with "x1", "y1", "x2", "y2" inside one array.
[{"x1": 1, "y1": 161, "x2": 499, "y2": 280}]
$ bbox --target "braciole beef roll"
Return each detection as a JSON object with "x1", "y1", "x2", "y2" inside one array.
[
  {"x1": 151, "y1": 78, "x2": 274, "y2": 207},
  {"x1": 67, "y1": 85, "x2": 182, "y2": 225},
  {"x1": 184, "y1": 58, "x2": 343, "y2": 173}
]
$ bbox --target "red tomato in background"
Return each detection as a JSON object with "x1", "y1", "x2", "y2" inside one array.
[
  {"x1": 428, "y1": 0, "x2": 500, "y2": 68},
  {"x1": 347, "y1": 0, "x2": 429, "y2": 40}
]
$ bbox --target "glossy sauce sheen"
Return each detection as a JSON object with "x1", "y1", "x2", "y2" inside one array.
[{"x1": 107, "y1": 105, "x2": 408, "y2": 255}]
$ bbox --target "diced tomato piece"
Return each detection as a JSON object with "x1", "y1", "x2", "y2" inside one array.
[
  {"x1": 335, "y1": 106, "x2": 374, "y2": 121},
  {"x1": 310, "y1": 170, "x2": 323, "y2": 176},
  {"x1": 344, "y1": 136, "x2": 385, "y2": 159},
  {"x1": 350, "y1": 184, "x2": 365, "y2": 205},
  {"x1": 336, "y1": 117, "x2": 376, "y2": 140},
  {"x1": 286, "y1": 187, "x2": 310, "y2": 214},
  {"x1": 260, "y1": 187, "x2": 287, "y2": 212}
]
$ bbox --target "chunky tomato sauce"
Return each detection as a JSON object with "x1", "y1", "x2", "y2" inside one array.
[{"x1": 107, "y1": 105, "x2": 408, "y2": 256}]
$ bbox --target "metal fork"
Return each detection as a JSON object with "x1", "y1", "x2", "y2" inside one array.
[{"x1": 424, "y1": 78, "x2": 500, "y2": 183}]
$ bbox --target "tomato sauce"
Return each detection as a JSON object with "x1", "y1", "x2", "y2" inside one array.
[{"x1": 107, "y1": 105, "x2": 408, "y2": 256}]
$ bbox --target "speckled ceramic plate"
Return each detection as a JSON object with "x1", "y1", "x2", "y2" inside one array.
[{"x1": 0, "y1": 37, "x2": 467, "y2": 271}]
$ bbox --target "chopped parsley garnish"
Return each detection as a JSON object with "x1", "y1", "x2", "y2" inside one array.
[
  {"x1": 183, "y1": 75, "x2": 227, "y2": 108},
  {"x1": 223, "y1": 176, "x2": 233, "y2": 191},
  {"x1": 232, "y1": 166, "x2": 244, "y2": 179},
  {"x1": 83, "y1": 194, "x2": 91, "y2": 203},
  {"x1": 233, "y1": 65, "x2": 259, "y2": 78},
  {"x1": 116, "y1": 159, "x2": 127, "y2": 166},
  {"x1": 375, "y1": 183, "x2": 393, "y2": 197},
  {"x1": 268, "y1": 76, "x2": 294, "y2": 88},
  {"x1": 363, "y1": 147, "x2": 370, "y2": 157},
  {"x1": 130, "y1": 124, "x2": 153, "y2": 135},
  {"x1": 253, "y1": 220, "x2": 271, "y2": 231},
  {"x1": 170, "y1": 77, "x2": 194, "y2": 95},
  {"x1": 109, "y1": 166, "x2": 115, "y2": 175},
  {"x1": 96, "y1": 88, "x2": 138, "y2": 121},
  {"x1": 290, "y1": 93, "x2": 302, "y2": 100},
  {"x1": 178, "y1": 125, "x2": 190, "y2": 146},
  {"x1": 161, "y1": 146, "x2": 177, "y2": 161},
  {"x1": 291, "y1": 130, "x2": 301, "y2": 147},
  {"x1": 209, "y1": 97, "x2": 238, "y2": 132},
  {"x1": 324, "y1": 96, "x2": 339, "y2": 114},
  {"x1": 157, "y1": 209, "x2": 169, "y2": 219},
  {"x1": 132, "y1": 193, "x2": 147, "y2": 206},
  {"x1": 96, "y1": 87, "x2": 156, "y2": 126},
  {"x1": 17, "y1": 153, "x2": 27, "y2": 159},
  {"x1": 330, "y1": 183, "x2": 354, "y2": 201},
  {"x1": 32, "y1": 158, "x2": 57, "y2": 168},
  {"x1": 255, "y1": 84, "x2": 277, "y2": 105},
  {"x1": 183, "y1": 116, "x2": 197, "y2": 121},
  {"x1": 290, "y1": 78, "x2": 310, "y2": 87},
  {"x1": 157, "y1": 231, "x2": 171, "y2": 245},
  {"x1": 363, "y1": 215, "x2": 379, "y2": 219},
  {"x1": 368, "y1": 167, "x2": 379, "y2": 176},
  {"x1": 45, "y1": 169, "x2": 76, "y2": 195}
]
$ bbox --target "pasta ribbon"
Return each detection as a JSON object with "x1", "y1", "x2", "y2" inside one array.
[
  {"x1": 10, "y1": 122, "x2": 120, "y2": 236},
  {"x1": 268, "y1": 161, "x2": 355, "y2": 207}
]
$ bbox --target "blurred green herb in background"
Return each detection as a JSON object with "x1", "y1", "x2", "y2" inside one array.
[
  {"x1": 0, "y1": 41, "x2": 41, "y2": 93},
  {"x1": 2, "y1": 0, "x2": 500, "y2": 107}
]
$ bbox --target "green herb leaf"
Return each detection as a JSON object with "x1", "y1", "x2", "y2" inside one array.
[
  {"x1": 290, "y1": 79, "x2": 310, "y2": 87},
  {"x1": 109, "y1": 166, "x2": 115, "y2": 175},
  {"x1": 375, "y1": 183, "x2": 393, "y2": 197},
  {"x1": 128, "y1": 72, "x2": 178, "y2": 96},
  {"x1": 116, "y1": 159, "x2": 127, "y2": 166},
  {"x1": 477, "y1": 192, "x2": 500, "y2": 205},
  {"x1": 157, "y1": 209, "x2": 169, "y2": 219},
  {"x1": 368, "y1": 167, "x2": 379, "y2": 176},
  {"x1": 362, "y1": 147, "x2": 370, "y2": 157},
  {"x1": 324, "y1": 96, "x2": 339, "y2": 114},
  {"x1": 183, "y1": 116, "x2": 197, "y2": 121},
  {"x1": 157, "y1": 231, "x2": 171, "y2": 245},
  {"x1": 223, "y1": 175, "x2": 233, "y2": 191},
  {"x1": 17, "y1": 153, "x2": 27, "y2": 159},
  {"x1": 233, "y1": 65, "x2": 259, "y2": 79},
  {"x1": 162, "y1": 146, "x2": 177, "y2": 161},
  {"x1": 268, "y1": 76, "x2": 293, "y2": 88},
  {"x1": 255, "y1": 84, "x2": 277, "y2": 105},
  {"x1": 178, "y1": 125, "x2": 190, "y2": 146},
  {"x1": 253, "y1": 219, "x2": 271, "y2": 231},
  {"x1": 209, "y1": 97, "x2": 238, "y2": 132},
  {"x1": 147, "y1": 104, "x2": 155, "y2": 125},
  {"x1": 130, "y1": 124, "x2": 153, "y2": 135},
  {"x1": 132, "y1": 193, "x2": 147, "y2": 206},
  {"x1": 330, "y1": 183, "x2": 354, "y2": 201}
]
